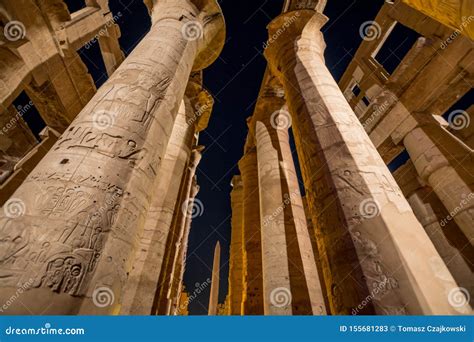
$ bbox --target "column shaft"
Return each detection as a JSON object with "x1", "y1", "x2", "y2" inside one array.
[
  {"x1": 403, "y1": 124, "x2": 474, "y2": 243},
  {"x1": 265, "y1": 10, "x2": 470, "y2": 315},
  {"x1": 0, "y1": 1, "x2": 201, "y2": 314},
  {"x1": 119, "y1": 99, "x2": 195, "y2": 314},
  {"x1": 239, "y1": 149, "x2": 264, "y2": 314},
  {"x1": 256, "y1": 113, "x2": 292, "y2": 315},
  {"x1": 228, "y1": 176, "x2": 244, "y2": 315}
]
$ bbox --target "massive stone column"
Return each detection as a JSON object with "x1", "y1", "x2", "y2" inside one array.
[
  {"x1": 120, "y1": 73, "x2": 213, "y2": 314},
  {"x1": 264, "y1": 9, "x2": 470, "y2": 315},
  {"x1": 168, "y1": 177, "x2": 200, "y2": 315},
  {"x1": 253, "y1": 79, "x2": 326, "y2": 315},
  {"x1": 254, "y1": 100, "x2": 291, "y2": 315},
  {"x1": 0, "y1": 0, "x2": 225, "y2": 315},
  {"x1": 228, "y1": 175, "x2": 244, "y2": 315},
  {"x1": 119, "y1": 99, "x2": 196, "y2": 314},
  {"x1": 208, "y1": 241, "x2": 221, "y2": 315},
  {"x1": 154, "y1": 146, "x2": 204, "y2": 315},
  {"x1": 394, "y1": 161, "x2": 474, "y2": 307},
  {"x1": 238, "y1": 148, "x2": 264, "y2": 314},
  {"x1": 401, "y1": 116, "x2": 474, "y2": 243}
]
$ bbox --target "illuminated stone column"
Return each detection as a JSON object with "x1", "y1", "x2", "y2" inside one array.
[
  {"x1": 254, "y1": 88, "x2": 326, "y2": 315},
  {"x1": 264, "y1": 9, "x2": 470, "y2": 315},
  {"x1": 239, "y1": 148, "x2": 264, "y2": 315},
  {"x1": 228, "y1": 175, "x2": 244, "y2": 315},
  {"x1": 394, "y1": 161, "x2": 474, "y2": 307},
  {"x1": 403, "y1": 118, "x2": 474, "y2": 243},
  {"x1": 154, "y1": 146, "x2": 204, "y2": 315},
  {"x1": 0, "y1": 0, "x2": 225, "y2": 314},
  {"x1": 119, "y1": 99, "x2": 195, "y2": 315},
  {"x1": 168, "y1": 177, "x2": 200, "y2": 315}
]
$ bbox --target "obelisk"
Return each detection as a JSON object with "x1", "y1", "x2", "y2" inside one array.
[{"x1": 208, "y1": 241, "x2": 221, "y2": 315}]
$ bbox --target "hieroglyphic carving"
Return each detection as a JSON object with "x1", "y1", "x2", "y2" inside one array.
[{"x1": 0, "y1": 184, "x2": 123, "y2": 295}]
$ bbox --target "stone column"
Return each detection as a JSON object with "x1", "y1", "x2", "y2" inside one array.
[
  {"x1": 402, "y1": 119, "x2": 474, "y2": 243},
  {"x1": 264, "y1": 9, "x2": 470, "y2": 315},
  {"x1": 0, "y1": 0, "x2": 224, "y2": 315},
  {"x1": 167, "y1": 177, "x2": 200, "y2": 315},
  {"x1": 208, "y1": 241, "x2": 221, "y2": 315},
  {"x1": 255, "y1": 102, "x2": 291, "y2": 315},
  {"x1": 154, "y1": 146, "x2": 203, "y2": 315},
  {"x1": 168, "y1": 180, "x2": 199, "y2": 316},
  {"x1": 119, "y1": 99, "x2": 195, "y2": 314},
  {"x1": 228, "y1": 175, "x2": 244, "y2": 315},
  {"x1": 238, "y1": 148, "x2": 264, "y2": 315},
  {"x1": 394, "y1": 161, "x2": 474, "y2": 308},
  {"x1": 253, "y1": 89, "x2": 326, "y2": 315}
]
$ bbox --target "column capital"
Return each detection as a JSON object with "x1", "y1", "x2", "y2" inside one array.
[
  {"x1": 238, "y1": 147, "x2": 257, "y2": 174},
  {"x1": 185, "y1": 76, "x2": 214, "y2": 132},
  {"x1": 264, "y1": 10, "x2": 327, "y2": 76},
  {"x1": 231, "y1": 175, "x2": 243, "y2": 190},
  {"x1": 148, "y1": 0, "x2": 226, "y2": 71}
]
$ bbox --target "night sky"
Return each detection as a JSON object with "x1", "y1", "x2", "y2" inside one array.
[{"x1": 17, "y1": 0, "x2": 471, "y2": 315}]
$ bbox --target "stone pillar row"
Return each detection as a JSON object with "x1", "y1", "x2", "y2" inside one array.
[
  {"x1": 263, "y1": 8, "x2": 471, "y2": 315},
  {"x1": 401, "y1": 115, "x2": 474, "y2": 244},
  {"x1": 0, "y1": 0, "x2": 225, "y2": 315},
  {"x1": 393, "y1": 161, "x2": 474, "y2": 307},
  {"x1": 228, "y1": 176, "x2": 245, "y2": 314},
  {"x1": 230, "y1": 71, "x2": 327, "y2": 315}
]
